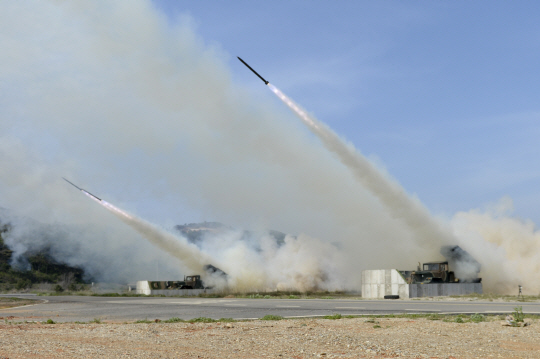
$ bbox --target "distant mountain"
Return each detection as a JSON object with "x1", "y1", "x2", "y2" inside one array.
[{"x1": 174, "y1": 221, "x2": 287, "y2": 248}]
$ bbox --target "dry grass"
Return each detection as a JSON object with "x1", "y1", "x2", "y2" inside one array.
[
  {"x1": 449, "y1": 292, "x2": 540, "y2": 302},
  {"x1": 0, "y1": 296, "x2": 39, "y2": 309}
]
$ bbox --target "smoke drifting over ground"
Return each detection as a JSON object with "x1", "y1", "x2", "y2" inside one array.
[
  {"x1": 452, "y1": 198, "x2": 540, "y2": 294},
  {"x1": 183, "y1": 225, "x2": 345, "y2": 292},
  {"x1": 0, "y1": 207, "x2": 189, "y2": 284},
  {"x1": 1, "y1": 1, "x2": 538, "y2": 293}
]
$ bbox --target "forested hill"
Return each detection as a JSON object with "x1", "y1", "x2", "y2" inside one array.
[{"x1": 0, "y1": 223, "x2": 86, "y2": 291}]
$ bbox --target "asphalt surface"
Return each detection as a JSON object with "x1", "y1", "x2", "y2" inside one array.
[{"x1": 1, "y1": 294, "x2": 539, "y2": 323}]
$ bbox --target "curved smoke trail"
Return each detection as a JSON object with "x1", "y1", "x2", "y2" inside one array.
[
  {"x1": 268, "y1": 84, "x2": 454, "y2": 252},
  {"x1": 83, "y1": 192, "x2": 214, "y2": 274}
]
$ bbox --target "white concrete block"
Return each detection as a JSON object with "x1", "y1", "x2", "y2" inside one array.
[{"x1": 136, "y1": 281, "x2": 151, "y2": 295}]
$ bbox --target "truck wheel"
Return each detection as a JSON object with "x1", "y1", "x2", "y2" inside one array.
[{"x1": 441, "y1": 272, "x2": 447, "y2": 282}]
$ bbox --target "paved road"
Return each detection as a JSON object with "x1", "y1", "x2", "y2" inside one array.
[{"x1": 1, "y1": 294, "x2": 539, "y2": 323}]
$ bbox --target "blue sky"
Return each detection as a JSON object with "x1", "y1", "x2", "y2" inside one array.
[
  {"x1": 151, "y1": 1, "x2": 540, "y2": 223},
  {"x1": 2, "y1": 1, "x2": 540, "y2": 289},
  {"x1": 3, "y1": 0, "x2": 540, "y2": 293},
  {"x1": 1, "y1": 1, "x2": 539, "y2": 232}
]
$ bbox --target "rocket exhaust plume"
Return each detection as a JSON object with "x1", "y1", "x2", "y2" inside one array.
[
  {"x1": 235, "y1": 56, "x2": 454, "y2": 252},
  {"x1": 63, "y1": 178, "x2": 214, "y2": 274},
  {"x1": 266, "y1": 84, "x2": 454, "y2": 250}
]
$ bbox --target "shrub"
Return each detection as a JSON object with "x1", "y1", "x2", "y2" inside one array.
[
  {"x1": 16, "y1": 279, "x2": 31, "y2": 290},
  {"x1": 513, "y1": 306, "x2": 525, "y2": 323},
  {"x1": 470, "y1": 313, "x2": 485, "y2": 323},
  {"x1": 218, "y1": 318, "x2": 236, "y2": 322},
  {"x1": 261, "y1": 315, "x2": 283, "y2": 321},
  {"x1": 164, "y1": 317, "x2": 184, "y2": 323},
  {"x1": 189, "y1": 317, "x2": 216, "y2": 323}
]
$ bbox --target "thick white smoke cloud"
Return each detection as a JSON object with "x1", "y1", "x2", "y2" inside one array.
[
  {"x1": 268, "y1": 85, "x2": 540, "y2": 294},
  {"x1": 195, "y1": 229, "x2": 345, "y2": 292},
  {"x1": 0, "y1": 0, "x2": 423, "y2": 290},
  {"x1": 1, "y1": 1, "x2": 538, "y2": 293},
  {"x1": 452, "y1": 198, "x2": 540, "y2": 294}
]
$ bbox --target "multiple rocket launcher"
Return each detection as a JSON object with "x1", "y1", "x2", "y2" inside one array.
[{"x1": 64, "y1": 57, "x2": 481, "y2": 291}]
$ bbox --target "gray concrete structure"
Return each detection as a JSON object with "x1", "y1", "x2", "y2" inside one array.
[
  {"x1": 409, "y1": 283, "x2": 482, "y2": 298},
  {"x1": 362, "y1": 269, "x2": 409, "y2": 299},
  {"x1": 136, "y1": 281, "x2": 216, "y2": 296},
  {"x1": 361, "y1": 269, "x2": 482, "y2": 299}
]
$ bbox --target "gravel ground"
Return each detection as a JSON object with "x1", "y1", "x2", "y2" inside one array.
[{"x1": 1, "y1": 316, "x2": 539, "y2": 358}]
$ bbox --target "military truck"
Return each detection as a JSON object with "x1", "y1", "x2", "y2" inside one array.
[
  {"x1": 179, "y1": 275, "x2": 204, "y2": 289},
  {"x1": 400, "y1": 245, "x2": 482, "y2": 284},
  {"x1": 148, "y1": 275, "x2": 204, "y2": 290},
  {"x1": 146, "y1": 264, "x2": 229, "y2": 291},
  {"x1": 407, "y1": 261, "x2": 456, "y2": 284}
]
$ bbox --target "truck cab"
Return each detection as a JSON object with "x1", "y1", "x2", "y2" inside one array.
[
  {"x1": 180, "y1": 275, "x2": 204, "y2": 289},
  {"x1": 409, "y1": 261, "x2": 455, "y2": 284}
]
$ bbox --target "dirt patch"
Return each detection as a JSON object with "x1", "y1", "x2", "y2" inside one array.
[
  {"x1": 0, "y1": 297, "x2": 39, "y2": 310},
  {"x1": 0, "y1": 317, "x2": 539, "y2": 358}
]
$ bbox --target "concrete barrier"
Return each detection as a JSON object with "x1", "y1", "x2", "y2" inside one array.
[
  {"x1": 361, "y1": 270, "x2": 483, "y2": 298},
  {"x1": 136, "y1": 281, "x2": 217, "y2": 296},
  {"x1": 361, "y1": 269, "x2": 409, "y2": 299},
  {"x1": 409, "y1": 283, "x2": 482, "y2": 298}
]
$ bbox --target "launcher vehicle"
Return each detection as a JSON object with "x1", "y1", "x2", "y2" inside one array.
[
  {"x1": 148, "y1": 264, "x2": 228, "y2": 290},
  {"x1": 149, "y1": 275, "x2": 204, "y2": 290},
  {"x1": 407, "y1": 261, "x2": 456, "y2": 284},
  {"x1": 400, "y1": 246, "x2": 482, "y2": 284}
]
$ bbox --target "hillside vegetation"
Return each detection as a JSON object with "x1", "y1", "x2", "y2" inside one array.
[{"x1": 0, "y1": 224, "x2": 86, "y2": 292}]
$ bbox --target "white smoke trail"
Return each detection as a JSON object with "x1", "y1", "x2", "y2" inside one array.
[
  {"x1": 9, "y1": 1, "x2": 536, "y2": 294},
  {"x1": 268, "y1": 84, "x2": 454, "y2": 252},
  {"x1": 267, "y1": 84, "x2": 540, "y2": 293},
  {"x1": 91, "y1": 194, "x2": 345, "y2": 291},
  {"x1": 1, "y1": 0, "x2": 432, "y2": 290},
  {"x1": 86, "y1": 194, "x2": 214, "y2": 275}
]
